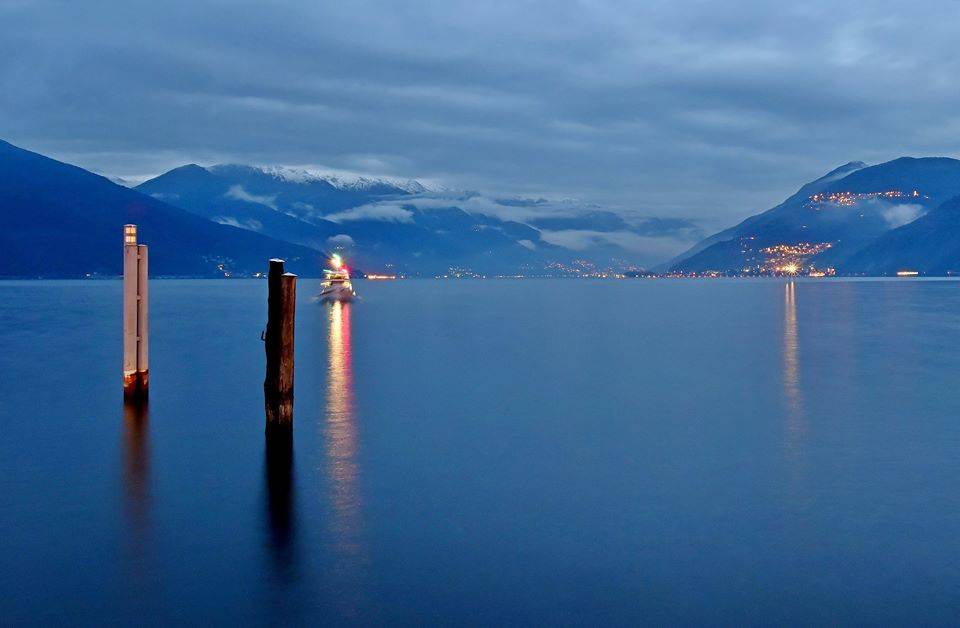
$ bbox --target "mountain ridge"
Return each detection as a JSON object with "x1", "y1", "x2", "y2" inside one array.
[
  {"x1": 658, "y1": 160, "x2": 868, "y2": 272},
  {"x1": 0, "y1": 139, "x2": 323, "y2": 277},
  {"x1": 137, "y1": 161, "x2": 564, "y2": 274},
  {"x1": 667, "y1": 157, "x2": 960, "y2": 275},
  {"x1": 10, "y1": 136, "x2": 960, "y2": 277}
]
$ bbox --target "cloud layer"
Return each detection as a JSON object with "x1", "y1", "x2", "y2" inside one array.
[
  {"x1": 224, "y1": 185, "x2": 277, "y2": 210},
  {"x1": 3, "y1": 0, "x2": 960, "y2": 230},
  {"x1": 324, "y1": 203, "x2": 415, "y2": 223}
]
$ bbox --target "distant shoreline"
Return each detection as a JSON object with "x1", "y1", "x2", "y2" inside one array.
[{"x1": 2, "y1": 275, "x2": 959, "y2": 282}]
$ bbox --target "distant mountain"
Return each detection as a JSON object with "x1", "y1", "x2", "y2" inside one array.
[
  {"x1": 16, "y1": 138, "x2": 960, "y2": 278},
  {"x1": 526, "y1": 210, "x2": 634, "y2": 232},
  {"x1": 107, "y1": 176, "x2": 135, "y2": 188},
  {"x1": 137, "y1": 164, "x2": 571, "y2": 274},
  {"x1": 138, "y1": 163, "x2": 425, "y2": 230},
  {"x1": 137, "y1": 164, "x2": 344, "y2": 250},
  {"x1": 668, "y1": 158, "x2": 960, "y2": 274},
  {"x1": 663, "y1": 161, "x2": 866, "y2": 270},
  {"x1": 138, "y1": 164, "x2": 710, "y2": 273},
  {"x1": 0, "y1": 140, "x2": 322, "y2": 277}
]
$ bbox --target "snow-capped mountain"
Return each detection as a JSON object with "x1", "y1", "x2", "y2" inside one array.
[
  {"x1": 136, "y1": 162, "x2": 693, "y2": 273},
  {"x1": 136, "y1": 163, "x2": 561, "y2": 273},
  {"x1": 0, "y1": 140, "x2": 322, "y2": 277},
  {"x1": 253, "y1": 164, "x2": 432, "y2": 194}
]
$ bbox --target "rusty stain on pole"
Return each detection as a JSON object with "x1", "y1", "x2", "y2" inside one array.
[
  {"x1": 123, "y1": 225, "x2": 149, "y2": 401},
  {"x1": 264, "y1": 259, "x2": 296, "y2": 432}
]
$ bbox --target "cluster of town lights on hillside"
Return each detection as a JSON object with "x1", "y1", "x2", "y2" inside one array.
[
  {"x1": 806, "y1": 189, "x2": 922, "y2": 207},
  {"x1": 758, "y1": 242, "x2": 834, "y2": 275}
]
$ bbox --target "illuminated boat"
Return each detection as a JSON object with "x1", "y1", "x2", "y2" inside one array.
[{"x1": 320, "y1": 254, "x2": 356, "y2": 302}]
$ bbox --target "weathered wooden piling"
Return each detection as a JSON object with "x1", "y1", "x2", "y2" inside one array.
[
  {"x1": 264, "y1": 259, "x2": 297, "y2": 431},
  {"x1": 123, "y1": 224, "x2": 149, "y2": 401}
]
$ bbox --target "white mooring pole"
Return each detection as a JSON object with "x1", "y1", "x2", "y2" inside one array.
[{"x1": 123, "y1": 224, "x2": 149, "y2": 401}]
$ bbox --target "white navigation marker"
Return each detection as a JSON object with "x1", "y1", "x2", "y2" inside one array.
[{"x1": 123, "y1": 224, "x2": 149, "y2": 401}]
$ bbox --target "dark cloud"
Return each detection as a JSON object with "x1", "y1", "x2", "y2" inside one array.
[{"x1": 3, "y1": 0, "x2": 960, "y2": 234}]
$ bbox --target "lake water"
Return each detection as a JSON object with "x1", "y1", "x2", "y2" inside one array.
[{"x1": 2, "y1": 278, "x2": 960, "y2": 624}]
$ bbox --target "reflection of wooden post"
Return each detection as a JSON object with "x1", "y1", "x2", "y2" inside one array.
[
  {"x1": 123, "y1": 225, "x2": 148, "y2": 401},
  {"x1": 264, "y1": 259, "x2": 296, "y2": 431},
  {"x1": 264, "y1": 428, "x2": 294, "y2": 555}
]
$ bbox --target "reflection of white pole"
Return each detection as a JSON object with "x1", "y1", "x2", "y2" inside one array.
[{"x1": 123, "y1": 225, "x2": 148, "y2": 401}]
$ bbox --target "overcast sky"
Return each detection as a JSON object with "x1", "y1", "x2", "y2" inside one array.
[{"x1": 3, "y1": 0, "x2": 960, "y2": 231}]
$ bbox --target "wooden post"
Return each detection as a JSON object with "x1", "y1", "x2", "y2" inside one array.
[
  {"x1": 264, "y1": 259, "x2": 296, "y2": 431},
  {"x1": 123, "y1": 225, "x2": 148, "y2": 401}
]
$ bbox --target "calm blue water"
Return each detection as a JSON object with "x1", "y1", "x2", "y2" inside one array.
[{"x1": 2, "y1": 278, "x2": 960, "y2": 624}]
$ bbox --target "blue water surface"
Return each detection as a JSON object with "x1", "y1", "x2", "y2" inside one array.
[{"x1": 1, "y1": 278, "x2": 959, "y2": 624}]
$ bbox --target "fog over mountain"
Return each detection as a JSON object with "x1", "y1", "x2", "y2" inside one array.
[{"x1": 138, "y1": 162, "x2": 702, "y2": 270}]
